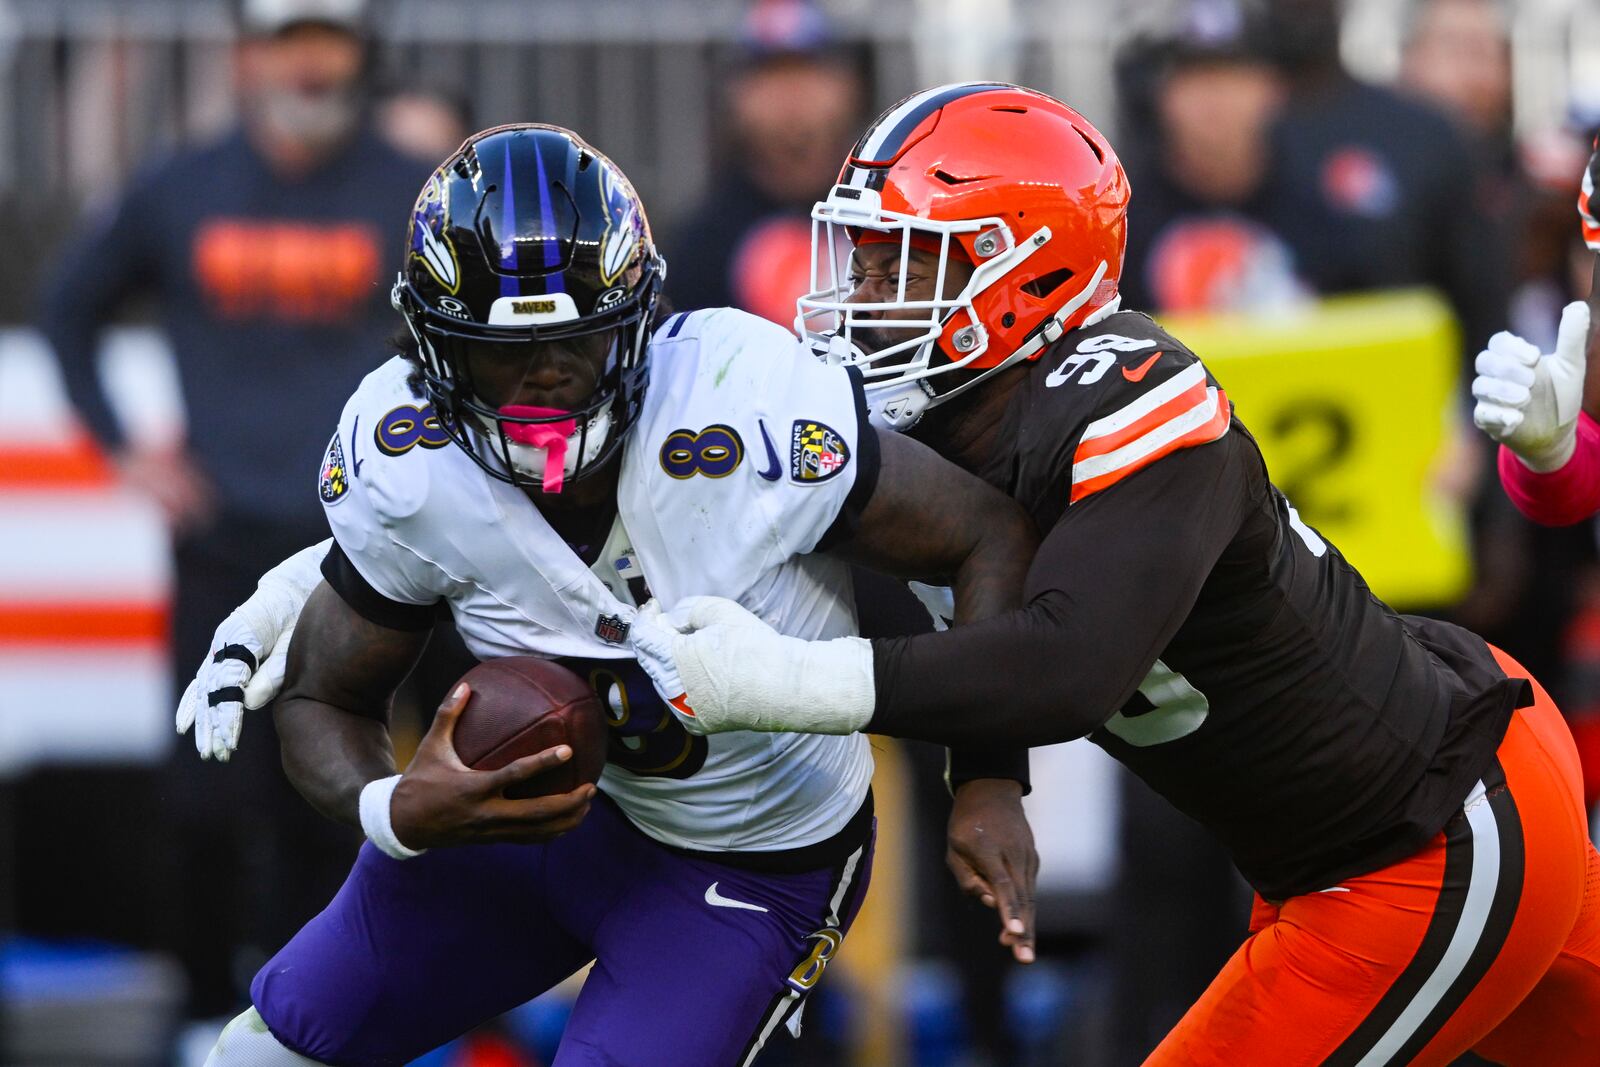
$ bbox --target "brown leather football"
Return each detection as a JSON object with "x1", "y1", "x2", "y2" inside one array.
[{"x1": 450, "y1": 657, "x2": 607, "y2": 799}]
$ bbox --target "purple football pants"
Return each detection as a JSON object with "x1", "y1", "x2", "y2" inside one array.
[{"x1": 251, "y1": 794, "x2": 874, "y2": 1067}]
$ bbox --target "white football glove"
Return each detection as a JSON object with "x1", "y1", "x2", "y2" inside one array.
[
  {"x1": 175, "y1": 539, "x2": 330, "y2": 760},
  {"x1": 1472, "y1": 301, "x2": 1590, "y2": 472},
  {"x1": 630, "y1": 596, "x2": 876, "y2": 736}
]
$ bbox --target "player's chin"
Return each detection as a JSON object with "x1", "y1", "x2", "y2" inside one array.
[
  {"x1": 851, "y1": 327, "x2": 896, "y2": 358},
  {"x1": 852, "y1": 327, "x2": 922, "y2": 365}
]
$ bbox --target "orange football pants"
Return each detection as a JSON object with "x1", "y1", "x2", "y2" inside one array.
[{"x1": 1145, "y1": 648, "x2": 1600, "y2": 1066}]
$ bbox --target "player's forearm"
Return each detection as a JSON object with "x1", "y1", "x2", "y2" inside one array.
[
  {"x1": 41, "y1": 296, "x2": 127, "y2": 452},
  {"x1": 39, "y1": 213, "x2": 148, "y2": 452},
  {"x1": 274, "y1": 583, "x2": 428, "y2": 825},
  {"x1": 1498, "y1": 412, "x2": 1600, "y2": 526},
  {"x1": 868, "y1": 440, "x2": 1241, "y2": 747},
  {"x1": 944, "y1": 503, "x2": 1037, "y2": 624},
  {"x1": 868, "y1": 593, "x2": 1135, "y2": 747},
  {"x1": 274, "y1": 698, "x2": 396, "y2": 827}
]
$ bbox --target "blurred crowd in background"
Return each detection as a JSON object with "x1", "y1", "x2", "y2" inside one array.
[{"x1": 1, "y1": 0, "x2": 1598, "y2": 1064}]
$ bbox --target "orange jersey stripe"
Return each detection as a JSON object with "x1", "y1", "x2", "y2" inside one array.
[
  {"x1": 1070, "y1": 390, "x2": 1231, "y2": 504},
  {"x1": 1581, "y1": 158, "x2": 1600, "y2": 250},
  {"x1": 1074, "y1": 376, "x2": 1210, "y2": 463},
  {"x1": 0, "y1": 602, "x2": 168, "y2": 644},
  {"x1": 1581, "y1": 205, "x2": 1600, "y2": 251}
]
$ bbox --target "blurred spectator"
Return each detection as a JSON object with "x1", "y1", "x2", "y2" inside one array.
[
  {"x1": 663, "y1": 0, "x2": 866, "y2": 323},
  {"x1": 1399, "y1": 0, "x2": 1513, "y2": 146},
  {"x1": 1394, "y1": 0, "x2": 1595, "y2": 699},
  {"x1": 377, "y1": 88, "x2": 472, "y2": 162},
  {"x1": 1265, "y1": 0, "x2": 1508, "y2": 359},
  {"x1": 1396, "y1": 0, "x2": 1520, "y2": 331},
  {"x1": 1511, "y1": 129, "x2": 1597, "y2": 348},
  {"x1": 33, "y1": 0, "x2": 431, "y2": 1034},
  {"x1": 1117, "y1": 8, "x2": 1306, "y2": 314}
]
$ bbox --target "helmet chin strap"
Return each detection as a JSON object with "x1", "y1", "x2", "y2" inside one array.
[
  {"x1": 866, "y1": 379, "x2": 936, "y2": 431},
  {"x1": 806, "y1": 332, "x2": 933, "y2": 432}
]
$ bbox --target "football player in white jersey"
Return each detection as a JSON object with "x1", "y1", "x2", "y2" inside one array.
[{"x1": 185, "y1": 124, "x2": 1040, "y2": 1067}]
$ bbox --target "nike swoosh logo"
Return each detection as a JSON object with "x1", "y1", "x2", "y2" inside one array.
[
  {"x1": 756, "y1": 419, "x2": 782, "y2": 481},
  {"x1": 705, "y1": 882, "x2": 768, "y2": 912},
  {"x1": 351, "y1": 415, "x2": 364, "y2": 478},
  {"x1": 1122, "y1": 352, "x2": 1162, "y2": 382}
]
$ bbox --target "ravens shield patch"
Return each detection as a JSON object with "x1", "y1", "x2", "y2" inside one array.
[
  {"x1": 789, "y1": 420, "x2": 850, "y2": 483},
  {"x1": 319, "y1": 432, "x2": 350, "y2": 505}
]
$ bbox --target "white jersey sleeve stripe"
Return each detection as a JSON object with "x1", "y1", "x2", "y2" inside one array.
[
  {"x1": 1079, "y1": 362, "x2": 1209, "y2": 443},
  {"x1": 1073, "y1": 386, "x2": 1224, "y2": 484}
]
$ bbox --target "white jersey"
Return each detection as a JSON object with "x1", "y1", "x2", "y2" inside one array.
[{"x1": 317, "y1": 308, "x2": 875, "y2": 854}]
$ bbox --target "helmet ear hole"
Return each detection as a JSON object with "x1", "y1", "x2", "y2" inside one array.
[{"x1": 1022, "y1": 267, "x2": 1074, "y2": 299}]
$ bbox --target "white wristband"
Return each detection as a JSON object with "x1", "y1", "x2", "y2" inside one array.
[{"x1": 359, "y1": 775, "x2": 426, "y2": 860}]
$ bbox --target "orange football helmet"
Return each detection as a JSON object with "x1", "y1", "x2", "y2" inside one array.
[{"x1": 797, "y1": 82, "x2": 1130, "y2": 428}]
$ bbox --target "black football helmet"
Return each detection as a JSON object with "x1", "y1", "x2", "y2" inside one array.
[{"x1": 392, "y1": 123, "x2": 665, "y2": 492}]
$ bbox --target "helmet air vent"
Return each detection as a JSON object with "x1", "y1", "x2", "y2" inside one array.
[
  {"x1": 1022, "y1": 267, "x2": 1074, "y2": 298},
  {"x1": 1074, "y1": 127, "x2": 1105, "y2": 163}
]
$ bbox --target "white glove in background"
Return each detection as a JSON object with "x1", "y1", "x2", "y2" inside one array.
[
  {"x1": 1472, "y1": 301, "x2": 1590, "y2": 472},
  {"x1": 175, "y1": 538, "x2": 330, "y2": 760},
  {"x1": 630, "y1": 595, "x2": 876, "y2": 736}
]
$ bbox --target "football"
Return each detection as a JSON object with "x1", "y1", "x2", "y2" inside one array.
[{"x1": 450, "y1": 657, "x2": 608, "y2": 799}]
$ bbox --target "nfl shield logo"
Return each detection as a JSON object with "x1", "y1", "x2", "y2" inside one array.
[{"x1": 595, "y1": 613, "x2": 630, "y2": 644}]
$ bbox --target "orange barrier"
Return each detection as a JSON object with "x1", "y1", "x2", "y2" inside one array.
[
  {"x1": 0, "y1": 436, "x2": 115, "y2": 489},
  {"x1": 0, "y1": 602, "x2": 167, "y2": 645}
]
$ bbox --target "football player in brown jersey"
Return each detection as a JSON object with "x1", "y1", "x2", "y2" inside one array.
[{"x1": 635, "y1": 82, "x2": 1600, "y2": 1066}]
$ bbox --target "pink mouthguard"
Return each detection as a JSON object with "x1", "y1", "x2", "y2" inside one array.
[{"x1": 499, "y1": 405, "x2": 577, "y2": 493}]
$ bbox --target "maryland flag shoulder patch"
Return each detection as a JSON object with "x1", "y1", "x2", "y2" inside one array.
[
  {"x1": 789, "y1": 420, "x2": 851, "y2": 483},
  {"x1": 319, "y1": 432, "x2": 351, "y2": 505}
]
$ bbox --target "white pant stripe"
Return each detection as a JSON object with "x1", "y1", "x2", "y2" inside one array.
[
  {"x1": 1352, "y1": 780, "x2": 1501, "y2": 1067},
  {"x1": 826, "y1": 843, "x2": 864, "y2": 926},
  {"x1": 738, "y1": 992, "x2": 799, "y2": 1067}
]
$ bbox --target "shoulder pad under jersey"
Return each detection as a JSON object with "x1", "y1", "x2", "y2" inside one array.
[{"x1": 1015, "y1": 311, "x2": 1232, "y2": 510}]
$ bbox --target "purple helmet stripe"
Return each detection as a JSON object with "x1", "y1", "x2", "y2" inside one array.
[
  {"x1": 531, "y1": 140, "x2": 565, "y2": 294},
  {"x1": 498, "y1": 146, "x2": 521, "y2": 297}
]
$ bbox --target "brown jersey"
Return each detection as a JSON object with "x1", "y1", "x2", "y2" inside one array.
[{"x1": 869, "y1": 311, "x2": 1529, "y2": 900}]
